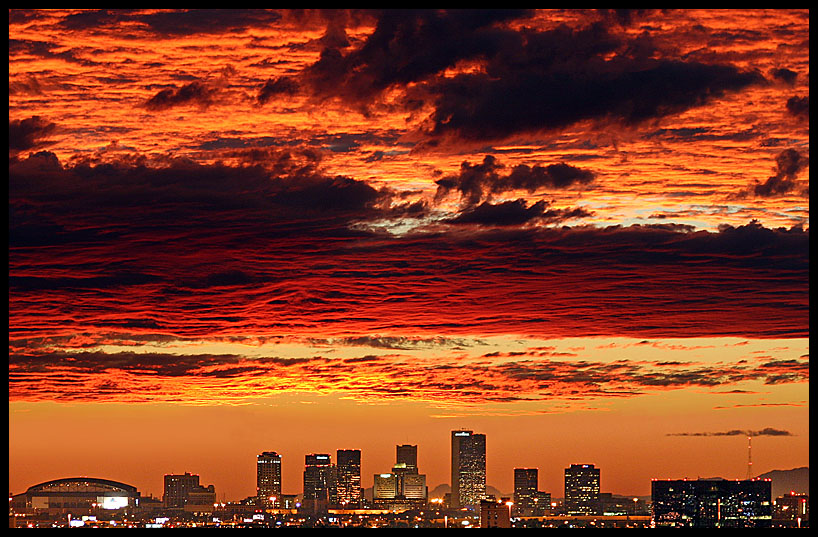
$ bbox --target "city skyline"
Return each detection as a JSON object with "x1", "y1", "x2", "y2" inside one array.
[{"x1": 9, "y1": 9, "x2": 809, "y2": 503}]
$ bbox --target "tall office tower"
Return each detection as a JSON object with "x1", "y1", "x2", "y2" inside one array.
[
  {"x1": 257, "y1": 451, "x2": 282, "y2": 505},
  {"x1": 396, "y1": 444, "x2": 418, "y2": 471},
  {"x1": 163, "y1": 472, "x2": 215, "y2": 509},
  {"x1": 564, "y1": 464, "x2": 601, "y2": 515},
  {"x1": 451, "y1": 430, "x2": 487, "y2": 508},
  {"x1": 303, "y1": 454, "x2": 337, "y2": 513},
  {"x1": 514, "y1": 468, "x2": 539, "y2": 516},
  {"x1": 336, "y1": 449, "x2": 363, "y2": 505}
]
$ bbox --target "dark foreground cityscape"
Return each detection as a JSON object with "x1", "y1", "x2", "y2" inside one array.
[{"x1": 9, "y1": 430, "x2": 808, "y2": 528}]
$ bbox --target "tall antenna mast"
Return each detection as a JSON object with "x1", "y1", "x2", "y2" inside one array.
[{"x1": 746, "y1": 435, "x2": 753, "y2": 480}]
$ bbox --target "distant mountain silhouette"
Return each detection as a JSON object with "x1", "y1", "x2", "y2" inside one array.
[{"x1": 756, "y1": 467, "x2": 809, "y2": 498}]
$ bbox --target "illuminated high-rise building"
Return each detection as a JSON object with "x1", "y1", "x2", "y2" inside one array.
[
  {"x1": 514, "y1": 468, "x2": 538, "y2": 515},
  {"x1": 451, "y1": 430, "x2": 487, "y2": 508},
  {"x1": 564, "y1": 464, "x2": 600, "y2": 515},
  {"x1": 256, "y1": 451, "x2": 282, "y2": 505},
  {"x1": 336, "y1": 449, "x2": 363, "y2": 506},
  {"x1": 303, "y1": 454, "x2": 336, "y2": 513}
]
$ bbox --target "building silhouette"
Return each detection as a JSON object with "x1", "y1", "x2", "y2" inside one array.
[
  {"x1": 373, "y1": 444, "x2": 427, "y2": 508},
  {"x1": 396, "y1": 444, "x2": 418, "y2": 469},
  {"x1": 513, "y1": 468, "x2": 538, "y2": 516},
  {"x1": 451, "y1": 430, "x2": 486, "y2": 508},
  {"x1": 163, "y1": 472, "x2": 216, "y2": 512},
  {"x1": 256, "y1": 451, "x2": 282, "y2": 506},
  {"x1": 336, "y1": 449, "x2": 363, "y2": 506},
  {"x1": 651, "y1": 478, "x2": 772, "y2": 528},
  {"x1": 9, "y1": 477, "x2": 141, "y2": 516},
  {"x1": 564, "y1": 464, "x2": 600, "y2": 515},
  {"x1": 302, "y1": 454, "x2": 336, "y2": 514}
]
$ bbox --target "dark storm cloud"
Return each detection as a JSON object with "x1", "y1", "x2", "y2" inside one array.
[
  {"x1": 144, "y1": 81, "x2": 218, "y2": 111},
  {"x1": 9, "y1": 116, "x2": 57, "y2": 151},
  {"x1": 60, "y1": 9, "x2": 282, "y2": 36},
  {"x1": 297, "y1": 11, "x2": 763, "y2": 144},
  {"x1": 9, "y1": 75, "x2": 44, "y2": 96},
  {"x1": 304, "y1": 9, "x2": 532, "y2": 102},
  {"x1": 771, "y1": 67, "x2": 798, "y2": 85},
  {"x1": 435, "y1": 155, "x2": 595, "y2": 206},
  {"x1": 447, "y1": 199, "x2": 591, "y2": 227},
  {"x1": 257, "y1": 76, "x2": 301, "y2": 105},
  {"x1": 786, "y1": 95, "x2": 809, "y2": 118},
  {"x1": 753, "y1": 148, "x2": 808, "y2": 197},
  {"x1": 420, "y1": 60, "x2": 762, "y2": 144},
  {"x1": 668, "y1": 428, "x2": 794, "y2": 437}
]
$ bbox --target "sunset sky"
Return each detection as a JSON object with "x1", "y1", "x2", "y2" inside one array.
[{"x1": 9, "y1": 9, "x2": 808, "y2": 501}]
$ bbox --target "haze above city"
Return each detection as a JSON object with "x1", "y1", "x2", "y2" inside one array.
[{"x1": 9, "y1": 9, "x2": 808, "y2": 502}]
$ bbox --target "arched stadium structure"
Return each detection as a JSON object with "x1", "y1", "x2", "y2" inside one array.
[{"x1": 10, "y1": 477, "x2": 142, "y2": 514}]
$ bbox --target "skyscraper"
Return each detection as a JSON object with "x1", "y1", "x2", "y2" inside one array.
[
  {"x1": 396, "y1": 444, "x2": 418, "y2": 470},
  {"x1": 451, "y1": 430, "x2": 487, "y2": 508},
  {"x1": 256, "y1": 451, "x2": 282, "y2": 505},
  {"x1": 303, "y1": 454, "x2": 336, "y2": 513},
  {"x1": 514, "y1": 468, "x2": 538, "y2": 516},
  {"x1": 336, "y1": 449, "x2": 363, "y2": 506},
  {"x1": 564, "y1": 464, "x2": 600, "y2": 515}
]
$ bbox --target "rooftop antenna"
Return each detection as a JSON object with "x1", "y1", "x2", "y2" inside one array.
[{"x1": 746, "y1": 435, "x2": 753, "y2": 480}]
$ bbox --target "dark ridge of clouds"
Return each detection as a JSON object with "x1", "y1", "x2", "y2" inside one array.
[
  {"x1": 295, "y1": 11, "x2": 764, "y2": 144},
  {"x1": 144, "y1": 81, "x2": 217, "y2": 111},
  {"x1": 435, "y1": 155, "x2": 595, "y2": 207},
  {"x1": 448, "y1": 199, "x2": 575, "y2": 227},
  {"x1": 9, "y1": 116, "x2": 57, "y2": 151},
  {"x1": 9, "y1": 75, "x2": 44, "y2": 96},
  {"x1": 771, "y1": 67, "x2": 798, "y2": 85},
  {"x1": 753, "y1": 148, "x2": 808, "y2": 197},
  {"x1": 786, "y1": 95, "x2": 809, "y2": 118},
  {"x1": 257, "y1": 76, "x2": 301, "y2": 105},
  {"x1": 667, "y1": 428, "x2": 794, "y2": 437},
  {"x1": 9, "y1": 154, "x2": 809, "y2": 342},
  {"x1": 60, "y1": 9, "x2": 282, "y2": 36},
  {"x1": 8, "y1": 349, "x2": 809, "y2": 405},
  {"x1": 304, "y1": 9, "x2": 533, "y2": 103},
  {"x1": 420, "y1": 60, "x2": 763, "y2": 144}
]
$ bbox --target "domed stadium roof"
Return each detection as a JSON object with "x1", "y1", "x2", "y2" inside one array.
[{"x1": 26, "y1": 477, "x2": 138, "y2": 495}]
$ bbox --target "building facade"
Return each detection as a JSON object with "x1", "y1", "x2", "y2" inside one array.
[
  {"x1": 256, "y1": 451, "x2": 282, "y2": 505},
  {"x1": 651, "y1": 478, "x2": 772, "y2": 528},
  {"x1": 163, "y1": 472, "x2": 216, "y2": 512},
  {"x1": 451, "y1": 430, "x2": 487, "y2": 508},
  {"x1": 302, "y1": 454, "x2": 337, "y2": 513},
  {"x1": 10, "y1": 477, "x2": 141, "y2": 516},
  {"x1": 773, "y1": 492, "x2": 808, "y2": 528},
  {"x1": 513, "y1": 468, "x2": 538, "y2": 516},
  {"x1": 396, "y1": 444, "x2": 418, "y2": 469},
  {"x1": 564, "y1": 464, "x2": 600, "y2": 515},
  {"x1": 336, "y1": 449, "x2": 363, "y2": 506}
]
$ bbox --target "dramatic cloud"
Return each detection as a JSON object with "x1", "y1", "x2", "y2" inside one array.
[
  {"x1": 667, "y1": 428, "x2": 794, "y2": 437},
  {"x1": 435, "y1": 155, "x2": 595, "y2": 207},
  {"x1": 60, "y1": 9, "x2": 283, "y2": 36},
  {"x1": 144, "y1": 81, "x2": 218, "y2": 111},
  {"x1": 9, "y1": 116, "x2": 57, "y2": 152},
  {"x1": 786, "y1": 95, "x2": 809, "y2": 118},
  {"x1": 257, "y1": 77, "x2": 301, "y2": 105},
  {"x1": 753, "y1": 148, "x2": 808, "y2": 197},
  {"x1": 9, "y1": 348, "x2": 809, "y2": 405}
]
